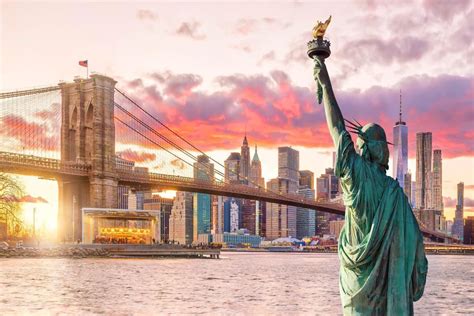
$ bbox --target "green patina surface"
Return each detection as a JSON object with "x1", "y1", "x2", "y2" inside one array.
[{"x1": 313, "y1": 57, "x2": 428, "y2": 315}]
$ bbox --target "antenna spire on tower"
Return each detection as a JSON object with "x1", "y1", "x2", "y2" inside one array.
[{"x1": 399, "y1": 89, "x2": 402, "y2": 123}]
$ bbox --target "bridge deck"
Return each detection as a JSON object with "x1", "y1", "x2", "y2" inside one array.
[{"x1": 0, "y1": 152, "x2": 458, "y2": 242}]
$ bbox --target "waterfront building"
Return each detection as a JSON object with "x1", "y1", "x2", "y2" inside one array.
[
  {"x1": 392, "y1": 91, "x2": 408, "y2": 189},
  {"x1": 144, "y1": 196, "x2": 173, "y2": 242},
  {"x1": 224, "y1": 197, "x2": 241, "y2": 232},
  {"x1": 169, "y1": 191, "x2": 193, "y2": 245},
  {"x1": 212, "y1": 230, "x2": 262, "y2": 248},
  {"x1": 452, "y1": 182, "x2": 464, "y2": 240},
  {"x1": 464, "y1": 217, "x2": 474, "y2": 244},
  {"x1": 193, "y1": 155, "x2": 214, "y2": 242},
  {"x1": 241, "y1": 199, "x2": 258, "y2": 235},
  {"x1": 82, "y1": 208, "x2": 160, "y2": 244},
  {"x1": 296, "y1": 185, "x2": 316, "y2": 239},
  {"x1": 299, "y1": 170, "x2": 314, "y2": 190},
  {"x1": 128, "y1": 190, "x2": 144, "y2": 210},
  {"x1": 415, "y1": 132, "x2": 432, "y2": 209},
  {"x1": 240, "y1": 135, "x2": 250, "y2": 184},
  {"x1": 250, "y1": 145, "x2": 264, "y2": 188},
  {"x1": 211, "y1": 195, "x2": 224, "y2": 234}
]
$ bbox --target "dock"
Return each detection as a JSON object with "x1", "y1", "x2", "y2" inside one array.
[{"x1": 77, "y1": 244, "x2": 221, "y2": 259}]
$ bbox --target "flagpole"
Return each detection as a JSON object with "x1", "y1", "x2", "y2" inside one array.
[{"x1": 87, "y1": 63, "x2": 89, "y2": 79}]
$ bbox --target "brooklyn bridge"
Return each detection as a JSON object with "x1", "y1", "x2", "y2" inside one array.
[{"x1": 0, "y1": 74, "x2": 456, "y2": 243}]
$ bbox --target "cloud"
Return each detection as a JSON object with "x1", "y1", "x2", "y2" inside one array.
[
  {"x1": 258, "y1": 50, "x2": 276, "y2": 65},
  {"x1": 120, "y1": 70, "x2": 473, "y2": 159},
  {"x1": 137, "y1": 9, "x2": 158, "y2": 21},
  {"x1": 444, "y1": 196, "x2": 474, "y2": 208},
  {"x1": 465, "y1": 184, "x2": 474, "y2": 190},
  {"x1": 337, "y1": 36, "x2": 431, "y2": 65},
  {"x1": 0, "y1": 115, "x2": 59, "y2": 151},
  {"x1": 422, "y1": 0, "x2": 471, "y2": 21},
  {"x1": 170, "y1": 158, "x2": 186, "y2": 170},
  {"x1": 176, "y1": 22, "x2": 206, "y2": 40},
  {"x1": 20, "y1": 195, "x2": 48, "y2": 203},
  {"x1": 233, "y1": 17, "x2": 291, "y2": 35},
  {"x1": 117, "y1": 149, "x2": 156, "y2": 163}
]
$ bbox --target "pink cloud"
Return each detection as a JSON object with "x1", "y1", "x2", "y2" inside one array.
[
  {"x1": 118, "y1": 70, "x2": 473, "y2": 160},
  {"x1": 117, "y1": 149, "x2": 156, "y2": 163},
  {"x1": 176, "y1": 22, "x2": 205, "y2": 40}
]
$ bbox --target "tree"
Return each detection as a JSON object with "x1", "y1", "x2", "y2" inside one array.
[{"x1": 0, "y1": 173, "x2": 25, "y2": 239}]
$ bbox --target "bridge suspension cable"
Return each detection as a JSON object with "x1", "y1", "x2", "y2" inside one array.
[{"x1": 113, "y1": 89, "x2": 311, "y2": 206}]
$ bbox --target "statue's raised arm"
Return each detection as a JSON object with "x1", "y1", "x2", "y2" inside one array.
[{"x1": 313, "y1": 56, "x2": 345, "y2": 146}]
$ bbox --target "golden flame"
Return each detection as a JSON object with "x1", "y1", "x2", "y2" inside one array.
[{"x1": 312, "y1": 15, "x2": 332, "y2": 38}]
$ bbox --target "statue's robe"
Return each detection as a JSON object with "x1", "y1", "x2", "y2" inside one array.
[{"x1": 336, "y1": 130, "x2": 428, "y2": 316}]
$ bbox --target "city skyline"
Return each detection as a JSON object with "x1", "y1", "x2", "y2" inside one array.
[{"x1": 1, "y1": 1, "x2": 473, "y2": 238}]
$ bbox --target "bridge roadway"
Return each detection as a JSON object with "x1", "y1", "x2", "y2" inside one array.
[{"x1": 0, "y1": 151, "x2": 457, "y2": 243}]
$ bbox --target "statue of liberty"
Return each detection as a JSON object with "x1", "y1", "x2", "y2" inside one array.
[{"x1": 313, "y1": 56, "x2": 428, "y2": 315}]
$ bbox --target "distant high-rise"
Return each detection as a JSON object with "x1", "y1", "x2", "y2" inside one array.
[
  {"x1": 464, "y1": 217, "x2": 474, "y2": 244},
  {"x1": 169, "y1": 191, "x2": 193, "y2": 245},
  {"x1": 432, "y1": 149, "x2": 443, "y2": 211},
  {"x1": 193, "y1": 155, "x2": 213, "y2": 241},
  {"x1": 278, "y1": 147, "x2": 299, "y2": 182},
  {"x1": 404, "y1": 172, "x2": 412, "y2": 204},
  {"x1": 240, "y1": 135, "x2": 250, "y2": 184},
  {"x1": 452, "y1": 182, "x2": 464, "y2": 240},
  {"x1": 224, "y1": 152, "x2": 240, "y2": 183},
  {"x1": 266, "y1": 147, "x2": 299, "y2": 239},
  {"x1": 392, "y1": 90, "x2": 408, "y2": 189},
  {"x1": 415, "y1": 132, "x2": 432, "y2": 209},
  {"x1": 299, "y1": 170, "x2": 314, "y2": 190},
  {"x1": 250, "y1": 145, "x2": 264, "y2": 188},
  {"x1": 296, "y1": 186, "x2": 316, "y2": 239}
]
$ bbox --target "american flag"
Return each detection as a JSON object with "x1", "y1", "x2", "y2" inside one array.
[{"x1": 78, "y1": 60, "x2": 88, "y2": 67}]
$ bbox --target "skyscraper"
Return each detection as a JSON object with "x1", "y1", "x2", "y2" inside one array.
[
  {"x1": 452, "y1": 182, "x2": 464, "y2": 240},
  {"x1": 240, "y1": 135, "x2": 250, "y2": 184},
  {"x1": 296, "y1": 186, "x2": 316, "y2": 239},
  {"x1": 169, "y1": 191, "x2": 193, "y2": 245},
  {"x1": 224, "y1": 152, "x2": 240, "y2": 183},
  {"x1": 278, "y1": 146, "x2": 299, "y2": 182},
  {"x1": 432, "y1": 149, "x2": 443, "y2": 211},
  {"x1": 415, "y1": 132, "x2": 432, "y2": 209},
  {"x1": 266, "y1": 147, "x2": 299, "y2": 239},
  {"x1": 299, "y1": 170, "x2": 314, "y2": 190},
  {"x1": 250, "y1": 145, "x2": 264, "y2": 188},
  {"x1": 404, "y1": 172, "x2": 412, "y2": 204},
  {"x1": 392, "y1": 91, "x2": 408, "y2": 188},
  {"x1": 193, "y1": 155, "x2": 213, "y2": 241}
]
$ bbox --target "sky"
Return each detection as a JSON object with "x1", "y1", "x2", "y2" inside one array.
[{"x1": 1, "y1": 0, "x2": 473, "y2": 237}]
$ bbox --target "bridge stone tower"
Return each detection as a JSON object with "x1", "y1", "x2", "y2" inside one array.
[{"x1": 58, "y1": 74, "x2": 118, "y2": 242}]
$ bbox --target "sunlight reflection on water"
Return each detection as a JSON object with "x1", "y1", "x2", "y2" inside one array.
[{"x1": 0, "y1": 253, "x2": 473, "y2": 315}]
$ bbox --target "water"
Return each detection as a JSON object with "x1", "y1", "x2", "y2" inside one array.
[{"x1": 0, "y1": 253, "x2": 473, "y2": 315}]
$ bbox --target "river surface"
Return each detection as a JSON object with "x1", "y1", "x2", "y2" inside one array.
[{"x1": 0, "y1": 253, "x2": 473, "y2": 315}]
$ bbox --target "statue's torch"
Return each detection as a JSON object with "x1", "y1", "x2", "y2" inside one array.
[{"x1": 307, "y1": 16, "x2": 332, "y2": 104}]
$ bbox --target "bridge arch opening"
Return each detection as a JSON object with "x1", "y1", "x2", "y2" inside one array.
[
  {"x1": 69, "y1": 107, "x2": 78, "y2": 161},
  {"x1": 85, "y1": 103, "x2": 94, "y2": 160}
]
